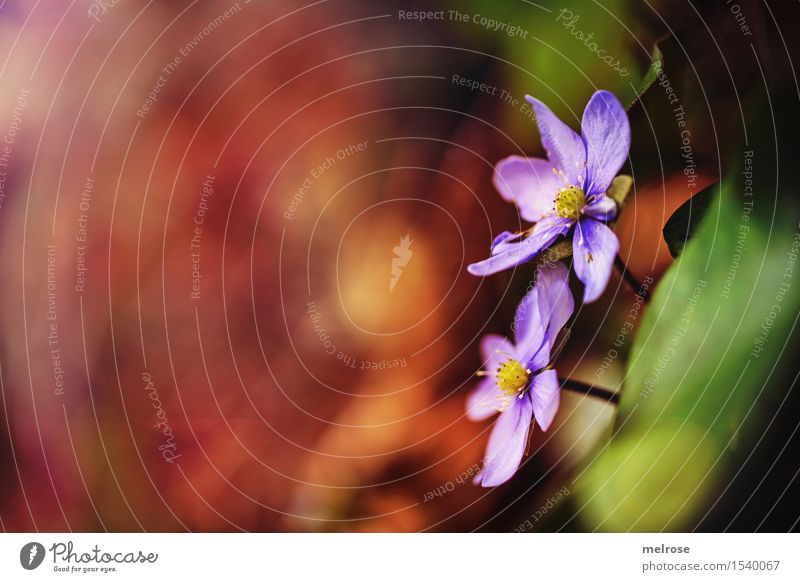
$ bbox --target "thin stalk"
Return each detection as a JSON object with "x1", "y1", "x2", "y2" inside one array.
[
  {"x1": 614, "y1": 255, "x2": 651, "y2": 302},
  {"x1": 559, "y1": 377, "x2": 620, "y2": 405}
]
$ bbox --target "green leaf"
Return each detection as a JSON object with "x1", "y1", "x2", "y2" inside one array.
[
  {"x1": 575, "y1": 158, "x2": 800, "y2": 531},
  {"x1": 580, "y1": 423, "x2": 719, "y2": 530},
  {"x1": 627, "y1": 44, "x2": 663, "y2": 110},
  {"x1": 662, "y1": 182, "x2": 718, "y2": 258}
]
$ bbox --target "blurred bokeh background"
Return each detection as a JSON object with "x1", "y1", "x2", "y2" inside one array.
[{"x1": 0, "y1": 0, "x2": 798, "y2": 532}]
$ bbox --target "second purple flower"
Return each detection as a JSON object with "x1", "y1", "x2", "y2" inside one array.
[{"x1": 467, "y1": 261, "x2": 574, "y2": 487}]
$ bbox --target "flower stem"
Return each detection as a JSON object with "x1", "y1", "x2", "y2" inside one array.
[
  {"x1": 614, "y1": 255, "x2": 650, "y2": 302},
  {"x1": 559, "y1": 377, "x2": 620, "y2": 405}
]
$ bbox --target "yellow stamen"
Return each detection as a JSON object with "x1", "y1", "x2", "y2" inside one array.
[
  {"x1": 495, "y1": 358, "x2": 530, "y2": 396},
  {"x1": 554, "y1": 185, "x2": 586, "y2": 220}
]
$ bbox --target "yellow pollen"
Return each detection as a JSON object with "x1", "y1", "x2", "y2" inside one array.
[
  {"x1": 495, "y1": 358, "x2": 530, "y2": 396},
  {"x1": 554, "y1": 185, "x2": 586, "y2": 220}
]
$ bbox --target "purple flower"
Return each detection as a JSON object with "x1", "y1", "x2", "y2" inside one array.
[
  {"x1": 468, "y1": 90, "x2": 629, "y2": 302},
  {"x1": 467, "y1": 261, "x2": 574, "y2": 486}
]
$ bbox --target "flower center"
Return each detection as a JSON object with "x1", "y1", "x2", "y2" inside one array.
[
  {"x1": 495, "y1": 358, "x2": 530, "y2": 396},
  {"x1": 554, "y1": 185, "x2": 586, "y2": 220}
]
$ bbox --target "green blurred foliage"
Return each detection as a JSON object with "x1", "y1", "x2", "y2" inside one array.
[{"x1": 443, "y1": 0, "x2": 645, "y2": 137}]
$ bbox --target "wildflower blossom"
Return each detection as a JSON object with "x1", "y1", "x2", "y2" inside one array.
[
  {"x1": 468, "y1": 90, "x2": 630, "y2": 302},
  {"x1": 467, "y1": 261, "x2": 574, "y2": 486}
]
